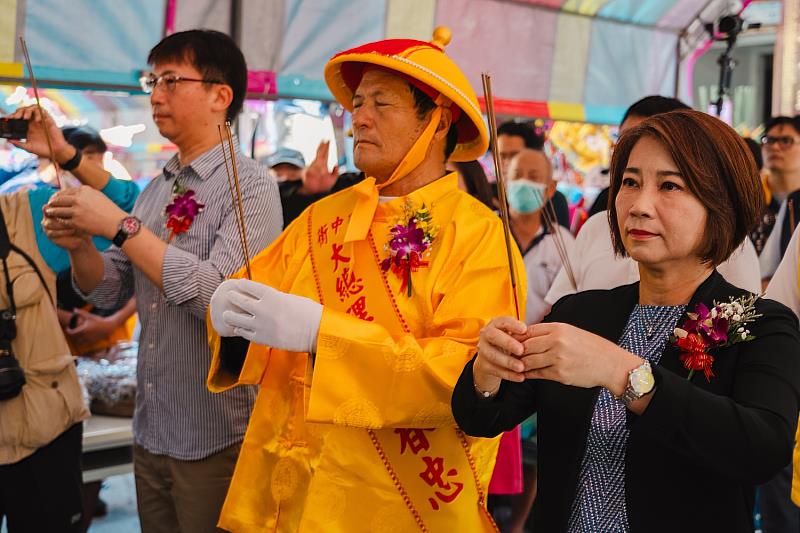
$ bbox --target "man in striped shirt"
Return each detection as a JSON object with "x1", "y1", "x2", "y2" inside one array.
[{"x1": 41, "y1": 30, "x2": 282, "y2": 533}]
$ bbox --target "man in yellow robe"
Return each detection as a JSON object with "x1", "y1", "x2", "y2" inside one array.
[{"x1": 207, "y1": 27, "x2": 525, "y2": 532}]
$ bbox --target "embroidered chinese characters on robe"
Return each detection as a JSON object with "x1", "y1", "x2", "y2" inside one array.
[{"x1": 207, "y1": 173, "x2": 526, "y2": 532}]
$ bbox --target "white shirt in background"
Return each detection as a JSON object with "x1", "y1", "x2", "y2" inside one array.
[
  {"x1": 760, "y1": 199, "x2": 788, "y2": 280},
  {"x1": 765, "y1": 226, "x2": 800, "y2": 320},
  {"x1": 522, "y1": 225, "x2": 576, "y2": 324},
  {"x1": 545, "y1": 212, "x2": 762, "y2": 306}
]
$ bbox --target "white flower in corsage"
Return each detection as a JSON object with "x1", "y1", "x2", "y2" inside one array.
[{"x1": 670, "y1": 294, "x2": 761, "y2": 381}]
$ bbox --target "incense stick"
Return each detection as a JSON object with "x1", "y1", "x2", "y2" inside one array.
[
  {"x1": 224, "y1": 122, "x2": 252, "y2": 269},
  {"x1": 542, "y1": 197, "x2": 577, "y2": 290},
  {"x1": 19, "y1": 37, "x2": 61, "y2": 189},
  {"x1": 544, "y1": 201, "x2": 577, "y2": 290},
  {"x1": 482, "y1": 73, "x2": 521, "y2": 321},
  {"x1": 537, "y1": 192, "x2": 571, "y2": 282},
  {"x1": 218, "y1": 124, "x2": 251, "y2": 279},
  {"x1": 218, "y1": 125, "x2": 249, "y2": 278}
]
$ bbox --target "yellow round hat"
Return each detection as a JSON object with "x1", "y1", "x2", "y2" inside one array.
[{"x1": 324, "y1": 26, "x2": 488, "y2": 162}]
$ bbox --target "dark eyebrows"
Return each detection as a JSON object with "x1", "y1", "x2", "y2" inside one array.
[
  {"x1": 656, "y1": 170, "x2": 683, "y2": 178},
  {"x1": 622, "y1": 167, "x2": 683, "y2": 179}
]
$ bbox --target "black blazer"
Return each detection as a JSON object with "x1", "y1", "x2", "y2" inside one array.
[{"x1": 452, "y1": 271, "x2": 800, "y2": 532}]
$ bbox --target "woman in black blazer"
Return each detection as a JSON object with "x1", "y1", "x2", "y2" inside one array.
[{"x1": 452, "y1": 110, "x2": 800, "y2": 532}]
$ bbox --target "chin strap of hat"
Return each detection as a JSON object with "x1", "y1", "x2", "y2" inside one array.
[{"x1": 344, "y1": 95, "x2": 450, "y2": 243}]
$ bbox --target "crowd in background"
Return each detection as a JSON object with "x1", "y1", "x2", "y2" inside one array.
[{"x1": 2, "y1": 24, "x2": 800, "y2": 533}]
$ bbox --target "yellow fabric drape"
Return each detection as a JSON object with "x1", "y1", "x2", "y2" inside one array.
[{"x1": 207, "y1": 174, "x2": 525, "y2": 532}]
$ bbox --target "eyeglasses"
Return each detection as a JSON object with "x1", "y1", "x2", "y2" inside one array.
[
  {"x1": 139, "y1": 73, "x2": 224, "y2": 94},
  {"x1": 761, "y1": 135, "x2": 800, "y2": 148}
]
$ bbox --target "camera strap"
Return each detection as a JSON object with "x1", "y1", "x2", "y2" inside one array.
[{"x1": 0, "y1": 206, "x2": 54, "y2": 320}]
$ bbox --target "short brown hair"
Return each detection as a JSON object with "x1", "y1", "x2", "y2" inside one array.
[{"x1": 608, "y1": 109, "x2": 763, "y2": 266}]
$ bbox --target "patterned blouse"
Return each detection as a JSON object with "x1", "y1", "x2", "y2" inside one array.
[{"x1": 567, "y1": 304, "x2": 686, "y2": 532}]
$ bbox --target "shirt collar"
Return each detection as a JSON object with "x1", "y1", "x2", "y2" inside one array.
[
  {"x1": 163, "y1": 136, "x2": 242, "y2": 181},
  {"x1": 373, "y1": 173, "x2": 459, "y2": 221}
]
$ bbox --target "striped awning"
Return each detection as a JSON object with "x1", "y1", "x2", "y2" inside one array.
[{"x1": 1, "y1": 0, "x2": 747, "y2": 123}]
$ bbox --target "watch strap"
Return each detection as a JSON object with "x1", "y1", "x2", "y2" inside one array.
[
  {"x1": 111, "y1": 229, "x2": 127, "y2": 248},
  {"x1": 112, "y1": 216, "x2": 141, "y2": 247},
  {"x1": 615, "y1": 361, "x2": 653, "y2": 404},
  {"x1": 60, "y1": 147, "x2": 82, "y2": 171},
  {"x1": 618, "y1": 385, "x2": 642, "y2": 404}
]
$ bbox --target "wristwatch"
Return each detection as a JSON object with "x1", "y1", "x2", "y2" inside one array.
[
  {"x1": 60, "y1": 146, "x2": 82, "y2": 171},
  {"x1": 112, "y1": 216, "x2": 142, "y2": 247},
  {"x1": 616, "y1": 360, "x2": 655, "y2": 404}
]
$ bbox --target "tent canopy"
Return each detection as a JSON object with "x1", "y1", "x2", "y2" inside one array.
[{"x1": 1, "y1": 0, "x2": 740, "y2": 123}]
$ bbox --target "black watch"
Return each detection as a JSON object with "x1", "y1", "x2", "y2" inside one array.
[
  {"x1": 60, "y1": 147, "x2": 82, "y2": 171},
  {"x1": 112, "y1": 216, "x2": 142, "y2": 247}
]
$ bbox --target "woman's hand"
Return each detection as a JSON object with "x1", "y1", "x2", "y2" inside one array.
[
  {"x1": 520, "y1": 322, "x2": 642, "y2": 395},
  {"x1": 6, "y1": 105, "x2": 74, "y2": 163},
  {"x1": 43, "y1": 186, "x2": 126, "y2": 240},
  {"x1": 473, "y1": 316, "x2": 529, "y2": 396}
]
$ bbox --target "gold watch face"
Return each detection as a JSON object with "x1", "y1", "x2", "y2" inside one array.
[{"x1": 630, "y1": 365, "x2": 655, "y2": 394}]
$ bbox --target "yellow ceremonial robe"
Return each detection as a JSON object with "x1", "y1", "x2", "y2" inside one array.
[{"x1": 208, "y1": 173, "x2": 525, "y2": 532}]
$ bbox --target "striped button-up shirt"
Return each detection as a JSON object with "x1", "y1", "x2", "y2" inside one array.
[{"x1": 83, "y1": 140, "x2": 282, "y2": 460}]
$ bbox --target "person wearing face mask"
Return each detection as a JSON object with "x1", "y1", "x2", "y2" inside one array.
[
  {"x1": 499, "y1": 148, "x2": 574, "y2": 533},
  {"x1": 496, "y1": 121, "x2": 570, "y2": 229},
  {"x1": 507, "y1": 149, "x2": 575, "y2": 326}
]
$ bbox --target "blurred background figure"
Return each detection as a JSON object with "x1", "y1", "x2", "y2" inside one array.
[
  {"x1": 448, "y1": 159, "x2": 495, "y2": 210},
  {"x1": 265, "y1": 146, "x2": 305, "y2": 183}
]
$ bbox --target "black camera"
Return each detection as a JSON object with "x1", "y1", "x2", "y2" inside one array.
[
  {"x1": 0, "y1": 309, "x2": 25, "y2": 401},
  {"x1": 0, "y1": 203, "x2": 34, "y2": 402},
  {"x1": 0, "y1": 118, "x2": 29, "y2": 141}
]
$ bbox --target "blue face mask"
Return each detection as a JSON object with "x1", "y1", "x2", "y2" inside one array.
[{"x1": 506, "y1": 180, "x2": 548, "y2": 214}]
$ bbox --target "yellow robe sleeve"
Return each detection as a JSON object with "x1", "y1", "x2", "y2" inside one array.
[
  {"x1": 307, "y1": 216, "x2": 525, "y2": 428},
  {"x1": 207, "y1": 211, "x2": 310, "y2": 392}
]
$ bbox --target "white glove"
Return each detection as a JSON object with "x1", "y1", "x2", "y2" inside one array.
[
  {"x1": 210, "y1": 278, "x2": 323, "y2": 353},
  {"x1": 210, "y1": 279, "x2": 243, "y2": 337}
]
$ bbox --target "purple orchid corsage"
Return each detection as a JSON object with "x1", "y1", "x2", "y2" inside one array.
[
  {"x1": 381, "y1": 201, "x2": 437, "y2": 297},
  {"x1": 671, "y1": 294, "x2": 761, "y2": 381},
  {"x1": 164, "y1": 183, "x2": 205, "y2": 241}
]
